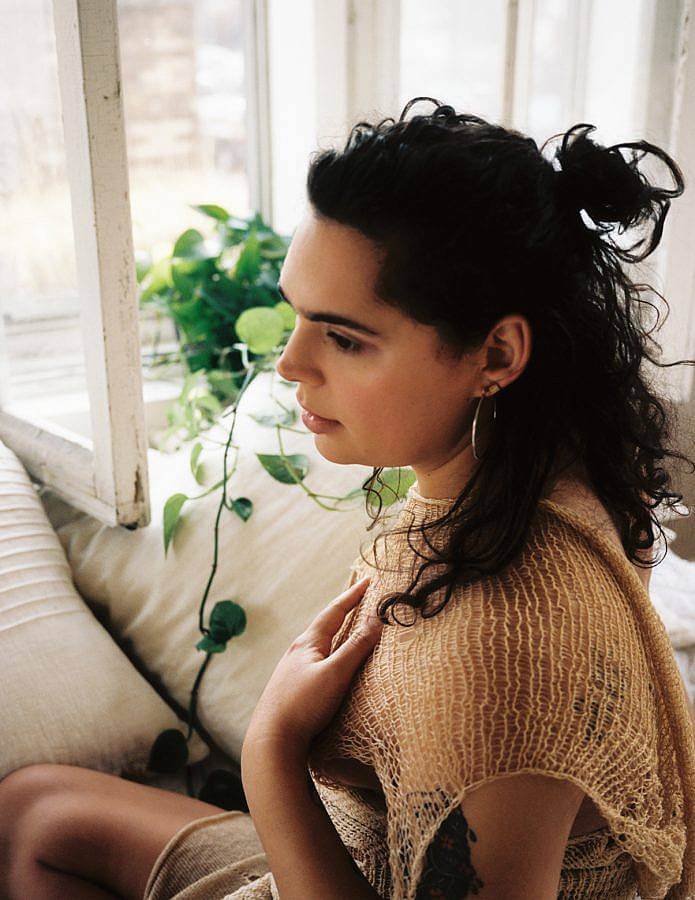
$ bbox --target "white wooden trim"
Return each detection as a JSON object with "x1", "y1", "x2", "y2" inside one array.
[
  {"x1": 314, "y1": 0, "x2": 350, "y2": 144},
  {"x1": 0, "y1": 0, "x2": 150, "y2": 527},
  {"x1": 53, "y1": 0, "x2": 149, "y2": 525},
  {"x1": 0, "y1": 410, "x2": 122, "y2": 522},
  {"x1": 501, "y1": 0, "x2": 520, "y2": 127},
  {"x1": 345, "y1": 0, "x2": 400, "y2": 122},
  {"x1": 567, "y1": 0, "x2": 593, "y2": 124},
  {"x1": 508, "y1": 0, "x2": 534, "y2": 129},
  {"x1": 244, "y1": 0, "x2": 273, "y2": 226},
  {"x1": 510, "y1": 0, "x2": 593, "y2": 133},
  {"x1": 645, "y1": 0, "x2": 684, "y2": 147},
  {"x1": 656, "y1": 0, "x2": 695, "y2": 405}
]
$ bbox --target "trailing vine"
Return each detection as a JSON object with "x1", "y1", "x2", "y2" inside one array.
[{"x1": 138, "y1": 206, "x2": 414, "y2": 804}]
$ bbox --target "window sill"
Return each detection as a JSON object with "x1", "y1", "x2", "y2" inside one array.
[{"x1": 2, "y1": 377, "x2": 183, "y2": 449}]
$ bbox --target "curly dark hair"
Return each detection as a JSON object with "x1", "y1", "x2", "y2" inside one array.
[{"x1": 304, "y1": 96, "x2": 695, "y2": 626}]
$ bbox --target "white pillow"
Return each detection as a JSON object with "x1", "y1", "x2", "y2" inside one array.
[
  {"x1": 41, "y1": 372, "x2": 394, "y2": 762},
  {"x1": 0, "y1": 439, "x2": 208, "y2": 781}
]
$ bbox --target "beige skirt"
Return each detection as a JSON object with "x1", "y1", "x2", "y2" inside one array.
[
  {"x1": 144, "y1": 810, "x2": 638, "y2": 900},
  {"x1": 143, "y1": 809, "x2": 278, "y2": 900}
]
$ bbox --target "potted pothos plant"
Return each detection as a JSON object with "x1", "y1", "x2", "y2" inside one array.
[{"x1": 136, "y1": 206, "x2": 415, "y2": 806}]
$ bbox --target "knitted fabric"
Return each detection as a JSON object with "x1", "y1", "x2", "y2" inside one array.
[{"x1": 307, "y1": 483, "x2": 695, "y2": 899}]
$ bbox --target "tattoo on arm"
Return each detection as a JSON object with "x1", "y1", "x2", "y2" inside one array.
[{"x1": 415, "y1": 806, "x2": 485, "y2": 899}]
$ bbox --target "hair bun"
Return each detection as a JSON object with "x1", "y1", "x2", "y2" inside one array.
[{"x1": 549, "y1": 122, "x2": 685, "y2": 261}]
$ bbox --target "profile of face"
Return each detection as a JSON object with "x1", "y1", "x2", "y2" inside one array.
[{"x1": 275, "y1": 210, "x2": 530, "y2": 498}]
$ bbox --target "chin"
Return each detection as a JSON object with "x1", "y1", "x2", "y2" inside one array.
[
  {"x1": 311, "y1": 439, "x2": 357, "y2": 465},
  {"x1": 314, "y1": 439, "x2": 390, "y2": 470}
]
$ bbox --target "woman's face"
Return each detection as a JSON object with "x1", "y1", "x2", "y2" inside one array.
[{"x1": 275, "y1": 211, "x2": 526, "y2": 498}]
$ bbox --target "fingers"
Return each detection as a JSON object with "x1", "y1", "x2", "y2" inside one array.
[
  {"x1": 306, "y1": 575, "x2": 371, "y2": 639},
  {"x1": 328, "y1": 606, "x2": 385, "y2": 670}
]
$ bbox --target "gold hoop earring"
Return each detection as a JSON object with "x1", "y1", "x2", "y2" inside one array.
[{"x1": 472, "y1": 382, "x2": 501, "y2": 461}]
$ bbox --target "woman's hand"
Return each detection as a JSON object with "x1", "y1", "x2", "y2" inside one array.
[{"x1": 242, "y1": 575, "x2": 384, "y2": 760}]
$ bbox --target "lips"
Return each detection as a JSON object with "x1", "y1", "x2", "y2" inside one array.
[{"x1": 298, "y1": 398, "x2": 335, "y2": 422}]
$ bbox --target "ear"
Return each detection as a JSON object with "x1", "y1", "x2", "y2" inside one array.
[{"x1": 480, "y1": 313, "x2": 532, "y2": 390}]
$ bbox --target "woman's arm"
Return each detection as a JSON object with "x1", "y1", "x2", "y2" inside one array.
[{"x1": 241, "y1": 736, "x2": 381, "y2": 900}]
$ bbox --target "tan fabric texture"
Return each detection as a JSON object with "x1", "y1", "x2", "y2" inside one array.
[
  {"x1": 143, "y1": 810, "x2": 279, "y2": 900},
  {"x1": 307, "y1": 484, "x2": 695, "y2": 900},
  {"x1": 142, "y1": 803, "x2": 632, "y2": 900}
]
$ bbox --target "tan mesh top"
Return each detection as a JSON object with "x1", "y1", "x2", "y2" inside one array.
[{"x1": 307, "y1": 483, "x2": 695, "y2": 899}]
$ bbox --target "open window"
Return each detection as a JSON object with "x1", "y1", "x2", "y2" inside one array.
[{"x1": 1, "y1": 0, "x2": 692, "y2": 528}]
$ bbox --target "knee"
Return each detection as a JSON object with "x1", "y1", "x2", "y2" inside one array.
[
  {"x1": 0, "y1": 764, "x2": 73, "y2": 827},
  {"x1": 0, "y1": 764, "x2": 64, "y2": 828},
  {"x1": 0, "y1": 765, "x2": 87, "y2": 866},
  {"x1": 0, "y1": 765, "x2": 79, "y2": 897}
]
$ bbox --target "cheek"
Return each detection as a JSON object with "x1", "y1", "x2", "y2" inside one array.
[{"x1": 348, "y1": 376, "x2": 429, "y2": 449}]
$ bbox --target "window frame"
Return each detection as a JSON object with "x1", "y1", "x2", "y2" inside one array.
[
  {"x1": 656, "y1": 0, "x2": 695, "y2": 406},
  {"x1": 2, "y1": 0, "x2": 692, "y2": 528},
  {"x1": 0, "y1": 0, "x2": 150, "y2": 526},
  {"x1": 0, "y1": 0, "x2": 270, "y2": 527}
]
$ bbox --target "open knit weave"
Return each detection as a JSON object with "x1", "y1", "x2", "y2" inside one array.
[{"x1": 308, "y1": 483, "x2": 695, "y2": 899}]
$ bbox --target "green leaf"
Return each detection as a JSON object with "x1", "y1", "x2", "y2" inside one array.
[
  {"x1": 139, "y1": 257, "x2": 173, "y2": 303},
  {"x1": 231, "y1": 496, "x2": 253, "y2": 520},
  {"x1": 226, "y1": 215, "x2": 252, "y2": 231},
  {"x1": 256, "y1": 452, "x2": 309, "y2": 485},
  {"x1": 259, "y1": 234, "x2": 289, "y2": 260},
  {"x1": 341, "y1": 485, "x2": 369, "y2": 501},
  {"x1": 171, "y1": 258, "x2": 208, "y2": 299},
  {"x1": 195, "y1": 635, "x2": 228, "y2": 654},
  {"x1": 196, "y1": 600, "x2": 247, "y2": 654},
  {"x1": 195, "y1": 394, "x2": 223, "y2": 414},
  {"x1": 190, "y1": 442, "x2": 204, "y2": 483},
  {"x1": 173, "y1": 229, "x2": 219, "y2": 261},
  {"x1": 191, "y1": 204, "x2": 230, "y2": 221},
  {"x1": 163, "y1": 492, "x2": 188, "y2": 555},
  {"x1": 234, "y1": 231, "x2": 262, "y2": 282},
  {"x1": 206, "y1": 369, "x2": 239, "y2": 402},
  {"x1": 147, "y1": 728, "x2": 189, "y2": 773},
  {"x1": 235, "y1": 307, "x2": 285, "y2": 355},
  {"x1": 274, "y1": 300, "x2": 296, "y2": 331},
  {"x1": 208, "y1": 599, "x2": 247, "y2": 642},
  {"x1": 372, "y1": 467, "x2": 417, "y2": 507},
  {"x1": 250, "y1": 407, "x2": 297, "y2": 427}
]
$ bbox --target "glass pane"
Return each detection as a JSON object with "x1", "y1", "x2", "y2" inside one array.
[
  {"x1": 399, "y1": 0, "x2": 508, "y2": 123},
  {"x1": 0, "y1": 0, "x2": 252, "y2": 440},
  {"x1": 0, "y1": 0, "x2": 87, "y2": 422},
  {"x1": 117, "y1": 0, "x2": 251, "y2": 417},
  {"x1": 118, "y1": 0, "x2": 250, "y2": 259},
  {"x1": 525, "y1": 0, "x2": 653, "y2": 146}
]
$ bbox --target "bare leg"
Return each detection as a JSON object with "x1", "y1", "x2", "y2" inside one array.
[
  {"x1": 0, "y1": 763, "x2": 227, "y2": 900},
  {"x1": 11, "y1": 858, "x2": 119, "y2": 899}
]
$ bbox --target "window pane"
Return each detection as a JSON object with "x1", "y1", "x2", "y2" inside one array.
[
  {"x1": 0, "y1": 0, "x2": 252, "y2": 438},
  {"x1": 524, "y1": 0, "x2": 655, "y2": 146},
  {"x1": 0, "y1": 0, "x2": 87, "y2": 416},
  {"x1": 399, "y1": 0, "x2": 508, "y2": 123},
  {"x1": 118, "y1": 0, "x2": 251, "y2": 257}
]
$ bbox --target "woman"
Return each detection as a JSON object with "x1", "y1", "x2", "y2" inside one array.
[{"x1": 2, "y1": 97, "x2": 695, "y2": 900}]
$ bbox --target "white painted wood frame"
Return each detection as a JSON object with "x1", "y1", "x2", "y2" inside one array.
[
  {"x1": 344, "y1": 0, "x2": 401, "y2": 123},
  {"x1": 658, "y1": 0, "x2": 695, "y2": 406},
  {"x1": 0, "y1": 0, "x2": 150, "y2": 527},
  {"x1": 244, "y1": 0, "x2": 274, "y2": 227}
]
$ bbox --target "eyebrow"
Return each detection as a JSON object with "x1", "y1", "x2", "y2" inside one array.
[{"x1": 276, "y1": 283, "x2": 382, "y2": 337}]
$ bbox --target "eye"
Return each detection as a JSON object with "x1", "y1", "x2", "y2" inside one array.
[{"x1": 326, "y1": 331, "x2": 362, "y2": 354}]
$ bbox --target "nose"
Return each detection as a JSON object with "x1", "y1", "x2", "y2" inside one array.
[
  {"x1": 275, "y1": 327, "x2": 315, "y2": 385},
  {"x1": 275, "y1": 348, "x2": 296, "y2": 383}
]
